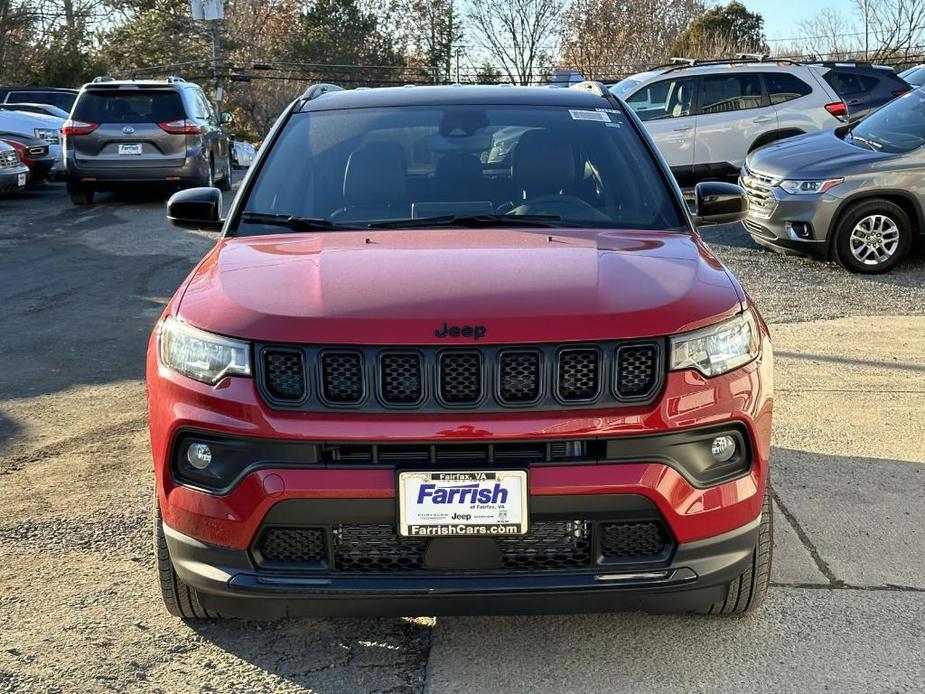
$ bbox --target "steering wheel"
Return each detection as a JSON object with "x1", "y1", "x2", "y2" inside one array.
[{"x1": 509, "y1": 194, "x2": 610, "y2": 221}]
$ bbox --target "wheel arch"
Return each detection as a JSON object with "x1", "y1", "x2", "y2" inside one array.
[
  {"x1": 828, "y1": 189, "x2": 924, "y2": 258},
  {"x1": 748, "y1": 129, "x2": 805, "y2": 153}
]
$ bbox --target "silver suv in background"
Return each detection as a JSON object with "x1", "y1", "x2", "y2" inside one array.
[
  {"x1": 63, "y1": 77, "x2": 232, "y2": 205},
  {"x1": 611, "y1": 57, "x2": 847, "y2": 185},
  {"x1": 741, "y1": 88, "x2": 925, "y2": 273}
]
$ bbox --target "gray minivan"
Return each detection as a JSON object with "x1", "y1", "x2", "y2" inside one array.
[{"x1": 63, "y1": 77, "x2": 232, "y2": 205}]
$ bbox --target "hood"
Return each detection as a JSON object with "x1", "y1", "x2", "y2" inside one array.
[
  {"x1": 175, "y1": 229, "x2": 743, "y2": 345},
  {"x1": 746, "y1": 130, "x2": 892, "y2": 179}
]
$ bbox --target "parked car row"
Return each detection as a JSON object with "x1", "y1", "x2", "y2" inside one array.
[{"x1": 610, "y1": 56, "x2": 923, "y2": 273}]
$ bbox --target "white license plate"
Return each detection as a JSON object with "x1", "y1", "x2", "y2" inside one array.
[
  {"x1": 118, "y1": 144, "x2": 142, "y2": 155},
  {"x1": 17, "y1": 173, "x2": 26, "y2": 187},
  {"x1": 398, "y1": 470, "x2": 528, "y2": 537}
]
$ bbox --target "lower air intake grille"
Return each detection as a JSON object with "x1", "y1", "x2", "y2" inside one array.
[
  {"x1": 334, "y1": 524, "x2": 426, "y2": 571},
  {"x1": 257, "y1": 527, "x2": 326, "y2": 564},
  {"x1": 599, "y1": 521, "x2": 670, "y2": 560},
  {"x1": 557, "y1": 348, "x2": 600, "y2": 401},
  {"x1": 616, "y1": 345, "x2": 658, "y2": 397},
  {"x1": 498, "y1": 521, "x2": 591, "y2": 569},
  {"x1": 380, "y1": 352, "x2": 423, "y2": 404},
  {"x1": 321, "y1": 351, "x2": 364, "y2": 403},
  {"x1": 263, "y1": 349, "x2": 306, "y2": 400}
]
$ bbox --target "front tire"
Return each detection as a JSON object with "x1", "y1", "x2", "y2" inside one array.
[
  {"x1": 154, "y1": 495, "x2": 220, "y2": 619},
  {"x1": 833, "y1": 199, "x2": 912, "y2": 274},
  {"x1": 699, "y1": 484, "x2": 772, "y2": 616}
]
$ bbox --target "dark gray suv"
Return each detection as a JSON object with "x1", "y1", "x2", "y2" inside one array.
[{"x1": 63, "y1": 77, "x2": 232, "y2": 205}]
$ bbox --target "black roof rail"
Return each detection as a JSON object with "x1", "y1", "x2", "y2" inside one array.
[
  {"x1": 658, "y1": 55, "x2": 803, "y2": 74},
  {"x1": 301, "y1": 83, "x2": 344, "y2": 100}
]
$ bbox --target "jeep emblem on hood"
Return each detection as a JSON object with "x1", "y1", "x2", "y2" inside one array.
[{"x1": 434, "y1": 323, "x2": 487, "y2": 340}]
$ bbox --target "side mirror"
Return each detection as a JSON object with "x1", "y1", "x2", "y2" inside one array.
[
  {"x1": 167, "y1": 187, "x2": 223, "y2": 231},
  {"x1": 220, "y1": 111, "x2": 233, "y2": 124},
  {"x1": 692, "y1": 181, "x2": 749, "y2": 226}
]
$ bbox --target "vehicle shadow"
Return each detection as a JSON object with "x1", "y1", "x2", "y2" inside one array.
[{"x1": 186, "y1": 615, "x2": 432, "y2": 692}]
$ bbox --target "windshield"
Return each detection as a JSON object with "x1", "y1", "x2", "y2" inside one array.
[
  {"x1": 236, "y1": 103, "x2": 686, "y2": 235},
  {"x1": 900, "y1": 66, "x2": 925, "y2": 86},
  {"x1": 850, "y1": 88, "x2": 925, "y2": 153}
]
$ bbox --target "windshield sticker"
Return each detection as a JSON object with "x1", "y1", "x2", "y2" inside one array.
[{"x1": 569, "y1": 109, "x2": 611, "y2": 122}]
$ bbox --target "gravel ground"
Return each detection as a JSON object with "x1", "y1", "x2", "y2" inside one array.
[
  {"x1": 0, "y1": 181, "x2": 922, "y2": 693},
  {"x1": 699, "y1": 223, "x2": 925, "y2": 323}
]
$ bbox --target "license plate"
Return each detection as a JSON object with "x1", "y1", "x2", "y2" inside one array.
[
  {"x1": 17, "y1": 173, "x2": 26, "y2": 187},
  {"x1": 118, "y1": 144, "x2": 142, "y2": 155},
  {"x1": 398, "y1": 470, "x2": 528, "y2": 537}
]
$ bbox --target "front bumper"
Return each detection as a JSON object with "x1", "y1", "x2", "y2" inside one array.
[
  {"x1": 0, "y1": 165, "x2": 28, "y2": 192},
  {"x1": 740, "y1": 176, "x2": 842, "y2": 258},
  {"x1": 164, "y1": 505, "x2": 761, "y2": 618}
]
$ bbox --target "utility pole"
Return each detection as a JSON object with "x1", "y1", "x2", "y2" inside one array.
[{"x1": 210, "y1": 20, "x2": 223, "y2": 116}]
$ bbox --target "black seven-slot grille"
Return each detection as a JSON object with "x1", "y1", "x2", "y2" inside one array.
[
  {"x1": 258, "y1": 340, "x2": 663, "y2": 412},
  {"x1": 254, "y1": 519, "x2": 672, "y2": 573}
]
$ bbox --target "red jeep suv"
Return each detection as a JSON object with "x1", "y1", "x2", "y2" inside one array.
[{"x1": 148, "y1": 82, "x2": 773, "y2": 619}]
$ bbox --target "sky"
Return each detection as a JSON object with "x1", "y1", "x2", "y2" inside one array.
[{"x1": 742, "y1": 0, "x2": 857, "y2": 44}]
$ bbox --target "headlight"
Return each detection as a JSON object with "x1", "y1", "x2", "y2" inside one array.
[
  {"x1": 33, "y1": 128, "x2": 59, "y2": 143},
  {"x1": 670, "y1": 310, "x2": 760, "y2": 377},
  {"x1": 158, "y1": 316, "x2": 251, "y2": 384},
  {"x1": 778, "y1": 178, "x2": 843, "y2": 195}
]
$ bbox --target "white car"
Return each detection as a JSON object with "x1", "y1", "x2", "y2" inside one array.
[
  {"x1": 611, "y1": 58, "x2": 847, "y2": 185},
  {"x1": 231, "y1": 140, "x2": 256, "y2": 169},
  {"x1": 0, "y1": 110, "x2": 65, "y2": 177}
]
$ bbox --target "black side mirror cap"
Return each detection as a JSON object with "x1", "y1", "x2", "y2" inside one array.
[
  {"x1": 692, "y1": 181, "x2": 749, "y2": 226},
  {"x1": 167, "y1": 187, "x2": 223, "y2": 231}
]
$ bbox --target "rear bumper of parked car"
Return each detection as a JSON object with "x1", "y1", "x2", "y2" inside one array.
[
  {"x1": 148, "y1": 326, "x2": 773, "y2": 617},
  {"x1": 0, "y1": 165, "x2": 28, "y2": 192},
  {"x1": 65, "y1": 153, "x2": 205, "y2": 186}
]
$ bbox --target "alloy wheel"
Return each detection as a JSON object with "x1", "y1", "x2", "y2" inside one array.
[{"x1": 849, "y1": 214, "x2": 900, "y2": 266}]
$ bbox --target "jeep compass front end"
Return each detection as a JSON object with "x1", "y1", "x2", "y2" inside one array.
[{"x1": 148, "y1": 83, "x2": 772, "y2": 619}]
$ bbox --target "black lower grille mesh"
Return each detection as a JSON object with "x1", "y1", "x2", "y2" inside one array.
[
  {"x1": 599, "y1": 521, "x2": 670, "y2": 560},
  {"x1": 616, "y1": 345, "x2": 658, "y2": 397},
  {"x1": 264, "y1": 350, "x2": 306, "y2": 400},
  {"x1": 258, "y1": 527, "x2": 326, "y2": 564},
  {"x1": 255, "y1": 521, "x2": 672, "y2": 573},
  {"x1": 557, "y1": 349, "x2": 600, "y2": 401}
]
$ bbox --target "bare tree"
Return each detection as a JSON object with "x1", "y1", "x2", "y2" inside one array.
[
  {"x1": 467, "y1": 0, "x2": 564, "y2": 84},
  {"x1": 793, "y1": 8, "x2": 855, "y2": 59},
  {"x1": 559, "y1": 0, "x2": 703, "y2": 80}
]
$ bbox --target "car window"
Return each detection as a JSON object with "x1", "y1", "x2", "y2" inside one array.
[
  {"x1": 858, "y1": 75, "x2": 879, "y2": 92},
  {"x1": 850, "y1": 89, "x2": 925, "y2": 152},
  {"x1": 625, "y1": 78, "x2": 696, "y2": 121},
  {"x1": 701, "y1": 74, "x2": 764, "y2": 114},
  {"x1": 72, "y1": 90, "x2": 185, "y2": 123},
  {"x1": 238, "y1": 104, "x2": 688, "y2": 233},
  {"x1": 824, "y1": 71, "x2": 869, "y2": 96},
  {"x1": 902, "y1": 67, "x2": 925, "y2": 86},
  {"x1": 765, "y1": 73, "x2": 812, "y2": 105}
]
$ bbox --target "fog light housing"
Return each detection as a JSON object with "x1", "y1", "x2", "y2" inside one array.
[
  {"x1": 786, "y1": 221, "x2": 812, "y2": 239},
  {"x1": 186, "y1": 443, "x2": 213, "y2": 469},
  {"x1": 711, "y1": 435, "x2": 736, "y2": 463}
]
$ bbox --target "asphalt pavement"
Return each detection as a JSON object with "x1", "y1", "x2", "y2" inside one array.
[{"x1": 0, "y1": 181, "x2": 922, "y2": 693}]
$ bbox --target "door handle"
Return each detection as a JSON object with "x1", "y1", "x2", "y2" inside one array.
[
  {"x1": 752, "y1": 116, "x2": 772, "y2": 123},
  {"x1": 672, "y1": 125, "x2": 693, "y2": 132}
]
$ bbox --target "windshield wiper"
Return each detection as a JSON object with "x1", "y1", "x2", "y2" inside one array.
[
  {"x1": 850, "y1": 133, "x2": 882, "y2": 151},
  {"x1": 239, "y1": 212, "x2": 359, "y2": 231},
  {"x1": 365, "y1": 214, "x2": 563, "y2": 229}
]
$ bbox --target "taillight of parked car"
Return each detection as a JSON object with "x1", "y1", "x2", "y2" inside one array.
[
  {"x1": 157, "y1": 119, "x2": 202, "y2": 135},
  {"x1": 824, "y1": 101, "x2": 849, "y2": 121},
  {"x1": 61, "y1": 120, "x2": 99, "y2": 136}
]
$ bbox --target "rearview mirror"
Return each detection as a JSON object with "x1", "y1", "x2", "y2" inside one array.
[
  {"x1": 167, "y1": 187, "x2": 223, "y2": 231},
  {"x1": 221, "y1": 111, "x2": 233, "y2": 124},
  {"x1": 692, "y1": 181, "x2": 748, "y2": 226}
]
